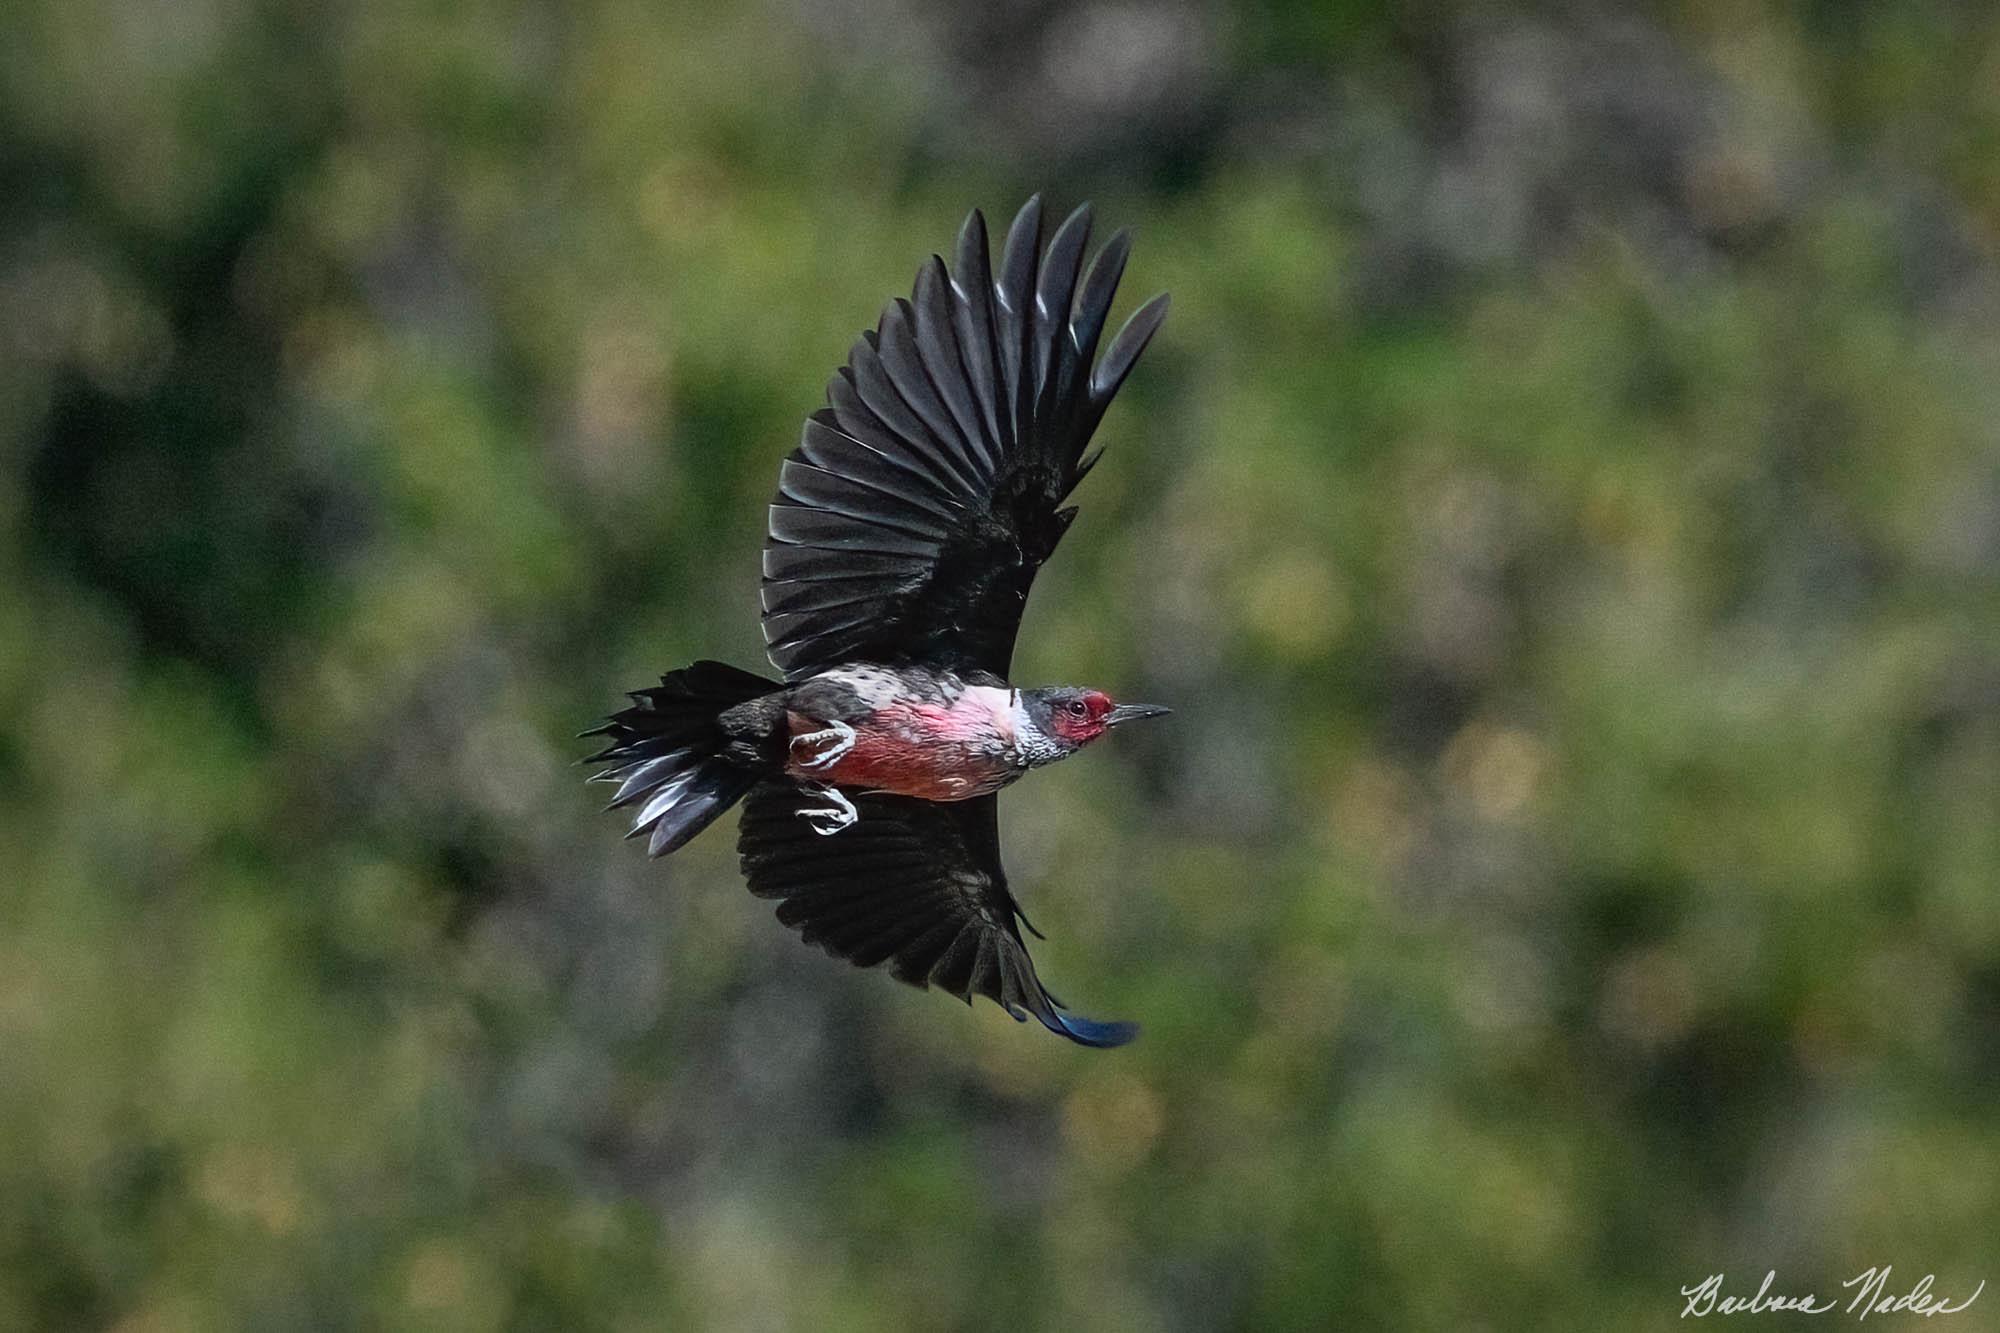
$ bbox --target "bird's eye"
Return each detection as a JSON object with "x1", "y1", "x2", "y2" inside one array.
[{"x1": 1066, "y1": 700, "x2": 1087, "y2": 716}]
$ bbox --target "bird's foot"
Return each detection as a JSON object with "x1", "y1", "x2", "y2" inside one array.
[
  {"x1": 790, "y1": 720, "x2": 857, "y2": 773},
  {"x1": 794, "y1": 783, "x2": 858, "y2": 836}
]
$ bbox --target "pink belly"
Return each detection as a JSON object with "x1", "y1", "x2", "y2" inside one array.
[{"x1": 785, "y1": 705, "x2": 1008, "y2": 801}]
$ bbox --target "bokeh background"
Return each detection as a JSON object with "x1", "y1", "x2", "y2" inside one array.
[{"x1": 5, "y1": 1, "x2": 2000, "y2": 1328}]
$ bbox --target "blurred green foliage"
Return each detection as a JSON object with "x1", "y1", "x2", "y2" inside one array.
[{"x1": 3, "y1": 1, "x2": 1999, "y2": 1329}]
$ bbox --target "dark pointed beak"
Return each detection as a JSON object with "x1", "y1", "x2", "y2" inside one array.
[{"x1": 1105, "y1": 702, "x2": 1172, "y2": 727}]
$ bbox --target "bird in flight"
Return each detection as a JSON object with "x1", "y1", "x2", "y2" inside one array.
[{"x1": 585, "y1": 196, "x2": 1170, "y2": 1046}]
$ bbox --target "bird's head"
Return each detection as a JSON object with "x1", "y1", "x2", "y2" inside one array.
[{"x1": 1017, "y1": 687, "x2": 1171, "y2": 758}]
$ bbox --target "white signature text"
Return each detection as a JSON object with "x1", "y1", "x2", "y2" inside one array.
[{"x1": 1681, "y1": 1269, "x2": 1985, "y2": 1320}]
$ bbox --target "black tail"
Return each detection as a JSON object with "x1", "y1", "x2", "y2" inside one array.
[{"x1": 583, "y1": 660, "x2": 778, "y2": 857}]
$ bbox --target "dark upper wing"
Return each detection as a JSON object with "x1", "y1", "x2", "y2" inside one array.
[
  {"x1": 761, "y1": 196, "x2": 1170, "y2": 681},
  {"x1": 736, "y1": 783, "x2": 1136, "y2": 1047}
]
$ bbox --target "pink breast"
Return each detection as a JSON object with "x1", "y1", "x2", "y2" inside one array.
[{"x1": 785, "y1": 700, "x2": 1007, "y2": 801}]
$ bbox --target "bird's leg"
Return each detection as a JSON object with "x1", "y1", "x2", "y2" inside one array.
[
  {"x1": 790, "y1": 719, "x2": 857, "y2": 773},
  {"x1": 794, "y1": 782, "x2": 858, "y2": 836}
]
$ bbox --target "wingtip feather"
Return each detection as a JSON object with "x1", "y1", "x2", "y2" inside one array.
[
  {"x1": 1042, "y1": 1008, "x2": 1140, "y2": 1048},
  {"x1": 1089, "y1": 290, "x2": 1171, "y2": 403}
]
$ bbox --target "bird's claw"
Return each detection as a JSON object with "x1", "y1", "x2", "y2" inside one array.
[
  {"x1": 795, "y1": 783, "x2": 857, "y2": 836},
  {"x1": 791, "y1": 720, "x2": 856, "y2": 773}
]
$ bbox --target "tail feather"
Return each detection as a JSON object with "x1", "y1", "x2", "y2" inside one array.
[{"x1": 585, "y1": 660, "x2": 776, "y2": 857}]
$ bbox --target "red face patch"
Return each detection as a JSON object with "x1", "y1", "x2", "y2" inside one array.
[{"x1": 1048, "y1": 690, "x2": 1115, "y2": 743}]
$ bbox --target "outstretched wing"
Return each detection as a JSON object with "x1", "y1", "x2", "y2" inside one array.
[
  {"x1": 736, "y1": 784, "x2": 1137, "y2": 1047},
  {"x1": 761, "y1": 196, "x2": 1170, "y2": 681}
]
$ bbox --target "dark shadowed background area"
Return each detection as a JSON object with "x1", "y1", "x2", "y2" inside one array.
[{"x1": 4, "y1": 2, "x2": 1999, "y2": 1328}]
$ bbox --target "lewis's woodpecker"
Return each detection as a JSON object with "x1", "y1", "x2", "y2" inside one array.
[{"x1": 585, "y1": 197, "x2": 1170, "y2": 1046}]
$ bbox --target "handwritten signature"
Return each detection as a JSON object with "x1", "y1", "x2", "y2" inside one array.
[{"x1": 1681, "y1": 1269, "x2": 1985, "y2": 1320}]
